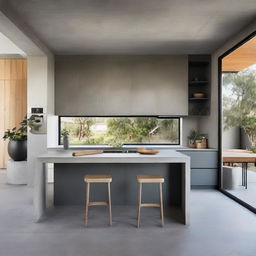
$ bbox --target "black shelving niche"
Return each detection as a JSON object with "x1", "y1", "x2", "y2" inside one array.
[{"x1": 188, "y1": 55, "x2": 211, "y2": 116}]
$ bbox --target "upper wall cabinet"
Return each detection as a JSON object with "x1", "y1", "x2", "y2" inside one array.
[
  {"x1": 188, "y1": 55, "x2": 211, "y2": 116},
  {"x1": 55, "y1": 55, "x2": 188, "y2": 116}
]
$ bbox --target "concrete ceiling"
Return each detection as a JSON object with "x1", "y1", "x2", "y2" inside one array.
[
  {"x1": 0, "y1": 31, "x2": 25, "y2": 55},
  {"x1": 5, "y1": 0, "x2": 256, "y2": 54}
]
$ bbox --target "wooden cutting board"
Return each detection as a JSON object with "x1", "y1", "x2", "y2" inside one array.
[
  {"x1": 72, "y1": 150, "x2": 103, "y2": 156},
  {"x1": 137, "y1": 148, "x2": 159, "y2": 155}
]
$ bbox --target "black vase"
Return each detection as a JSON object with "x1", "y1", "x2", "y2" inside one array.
[{"x1": 8, "y1": 140, "x2": 27, "y2": 161}]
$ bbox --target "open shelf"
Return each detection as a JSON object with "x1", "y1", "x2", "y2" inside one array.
[
  {"x1": 189, "y1": 98, "x2": 208, "y2": 101},
  {"x1": 188, "y1": 55, "x2": 211, "y2": 116}
]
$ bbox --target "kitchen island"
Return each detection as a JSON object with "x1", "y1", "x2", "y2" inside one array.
[{"x1": 34, "y1": 149, "x2": 190, "y2": 224}]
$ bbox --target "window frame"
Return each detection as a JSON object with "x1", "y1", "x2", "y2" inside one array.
[{"x1": 58, "y1": 115, "x2": 181, "y2": 146}]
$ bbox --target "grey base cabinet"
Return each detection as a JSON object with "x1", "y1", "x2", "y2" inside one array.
[{"x1": 178, "y1": 150, "x2": 218, "y2": 188}]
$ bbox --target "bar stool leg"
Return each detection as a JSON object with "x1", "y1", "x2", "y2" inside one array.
[
  {"x1": 137, "y1": 183, "x2": 142, "y2": 228},
  {"x1": 85, "y1": 182, "x2": 90, "y2": 226},
  {"x1": 107, "y1": 182, "x2": 112, "y2": 226},
  {"x1": 159, "y1": 183, "x2": 164, "y2": 227}
]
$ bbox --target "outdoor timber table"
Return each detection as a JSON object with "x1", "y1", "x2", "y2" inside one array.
[{"x1": 223, "y1": 149, "x2": 256, "y2": 189}]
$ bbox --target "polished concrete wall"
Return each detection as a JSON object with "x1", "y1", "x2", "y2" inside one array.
[
  {"x1": 53, "y1": 55, "x2": 204, "y2": 147},
  {"x1": 222, "y1": 126, "x2": 240, "y2": 150},
  {"x1": 55, "y1": 55, "x2": 188, "y2": 116},
  {"x1": 241, "y1": 129, "x2": 251, "y2": 148},
  {"x1": 54, "y1": 163, "x2": 182, "y2": 206}
]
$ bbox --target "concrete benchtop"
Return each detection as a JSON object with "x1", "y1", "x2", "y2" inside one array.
[{"x1": 38, "y1": 149, "x2": 190, "y2": 163}]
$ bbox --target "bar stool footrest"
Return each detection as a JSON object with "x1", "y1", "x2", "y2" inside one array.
[
  {"x1": 141, "y1": 203, "x2": 161, "y2": 207},
  {"x1": 88, "y1": 201, "x2": 109, "y2": 206}
]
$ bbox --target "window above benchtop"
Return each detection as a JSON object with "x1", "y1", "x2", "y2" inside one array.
[{"x1": 59, "y1": 116, "x2": 181, "y2": 146}]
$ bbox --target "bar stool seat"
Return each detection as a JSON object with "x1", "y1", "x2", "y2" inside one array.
[
  {"x1": 137, "y1": 175, "x2": 164, "y2": 183},
  {"x1": 84, "y1": 174, "x2": 112, "y2": 227},
  {"x1": 84, "y1": 174, "x2": 112, "y2": 183},
  {"x1": 136, "y1": 174, "x2": 165, "y2": 228}
]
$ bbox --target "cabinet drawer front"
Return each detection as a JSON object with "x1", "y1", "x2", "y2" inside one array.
[
  {"x1": 180, "y1": 151, "x2": 218, "y2": 168},
  {"x1": 191, "y1": 169, "x2": 218, "y2": 185}
]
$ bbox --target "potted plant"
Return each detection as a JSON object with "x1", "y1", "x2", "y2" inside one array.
[
  {"x1": 3, "y1": 116, "x2": 28, "y2": 161},
  {"x1": 187, "y1": 130, "x2": 199, "y2": 148},
  {"x1": 187, "y1": 130, "x2": 208, "y2": 149},
  {"x1": 195, "y1": 134, "x2": 208, "y2": 149},
  {"x1": 61, "y1": 128, "x2": 70, "y2": 149},
  {"x1": 3, "y1": 117, "x2": 27, "y2": 161},
  {"x1": 28, "y1": 115, "x2": 43, "y2": 133}
]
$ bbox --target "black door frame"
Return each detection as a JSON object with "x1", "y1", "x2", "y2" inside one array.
[{"x1": 218, "y1": 30, "x2": 256, "y2": 214}]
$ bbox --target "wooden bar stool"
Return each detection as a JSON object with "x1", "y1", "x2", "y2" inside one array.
[
  {"x1": 84, "y1": 174, "x2": 112, "y2": 227},
  {"x1": 136, "y1": 175, "x2": 164, "y2": 228}
]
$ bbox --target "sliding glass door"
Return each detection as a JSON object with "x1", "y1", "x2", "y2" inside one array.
[{"x1": 219, "y1": 33, "x2": 256, "y2": 212}]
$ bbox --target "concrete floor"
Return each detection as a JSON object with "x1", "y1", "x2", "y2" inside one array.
[{"x1": 0, "y1": 170, "x2": 256, "y2": 256}]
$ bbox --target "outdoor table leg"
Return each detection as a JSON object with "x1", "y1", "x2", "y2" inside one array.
[
  {"x1": 245, "y1": 163, "x2": 248, "y2": 189},
  {"x1": 242, "y1": 164, "x2": 244, "y2": 186}
]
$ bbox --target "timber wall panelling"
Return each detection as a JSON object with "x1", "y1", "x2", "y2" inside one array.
[{"x1": 0, "y1": 59, "x2": 27, "y2": 168}]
